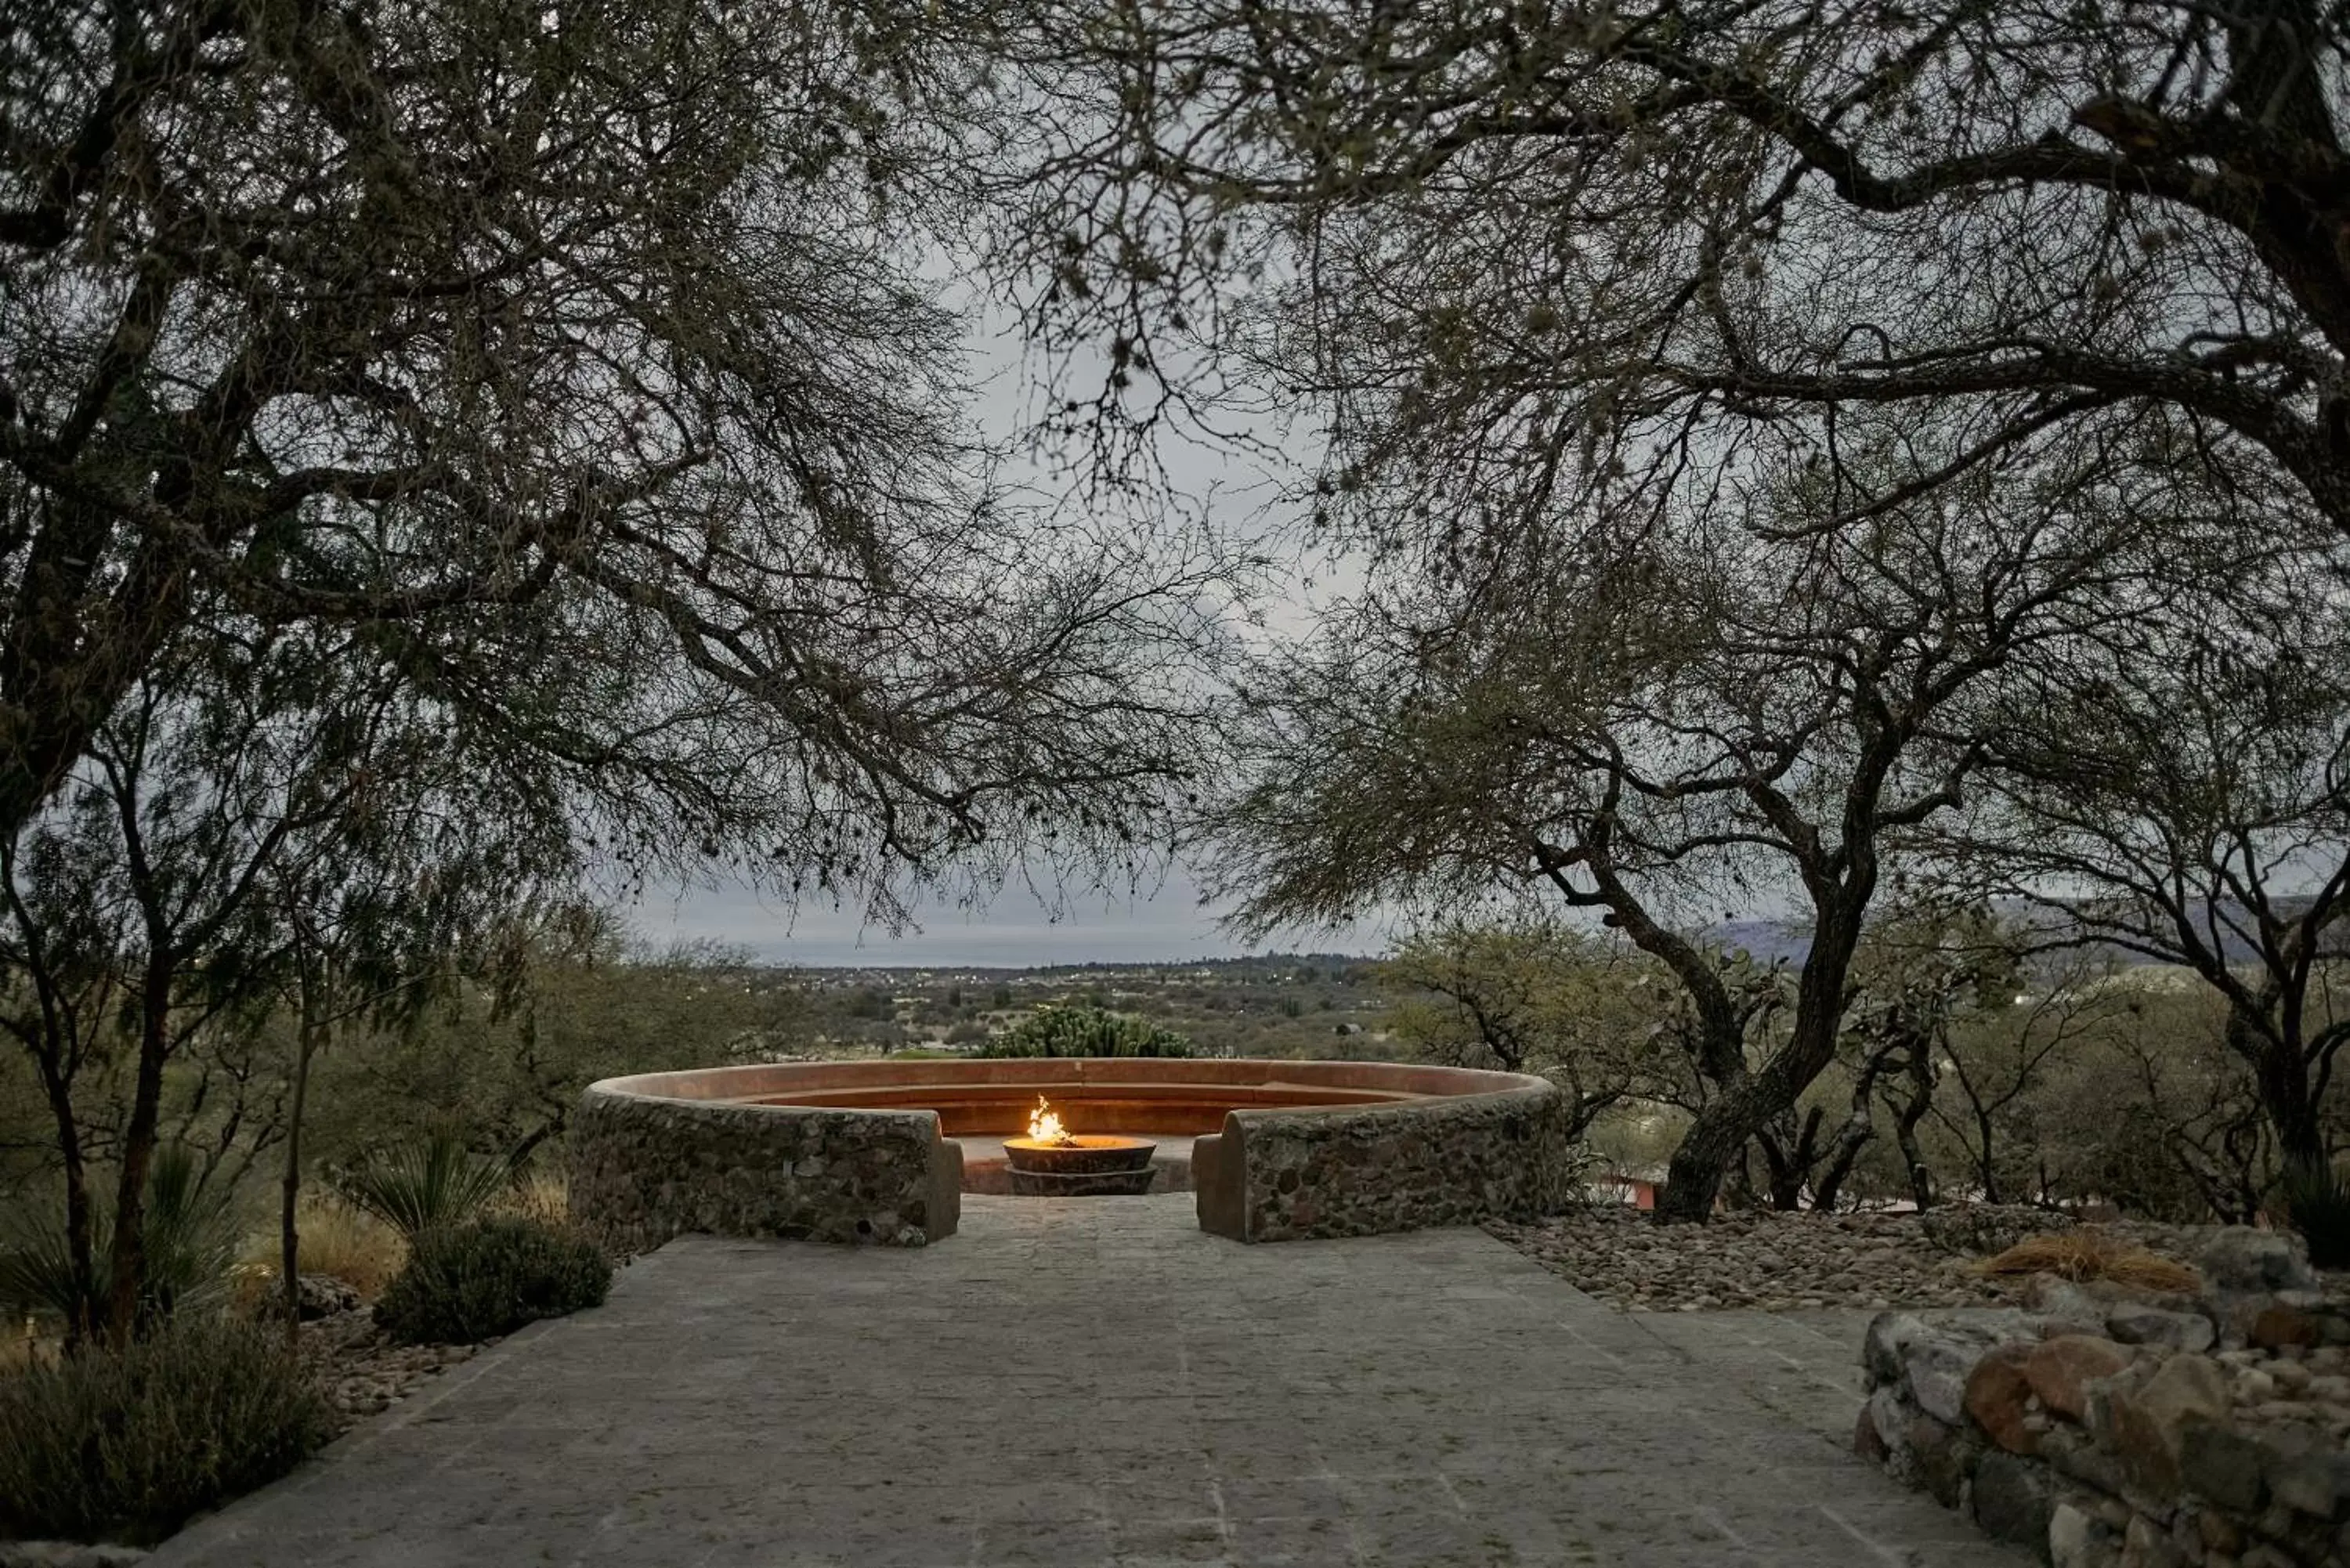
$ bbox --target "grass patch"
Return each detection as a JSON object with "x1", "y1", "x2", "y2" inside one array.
[
  {"x1": 236, "y1": 1197, "x2": 407, "y2": 1302},
  {"x1": 1976, "y1": 1229, "x2": 2200, "y2": 1293}
]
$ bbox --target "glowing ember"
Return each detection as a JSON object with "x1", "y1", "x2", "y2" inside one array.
[{"x1": 1027, "y1": 1095, "x2": 1076, "y2": 1146}]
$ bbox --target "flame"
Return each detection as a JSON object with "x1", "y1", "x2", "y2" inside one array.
[{"x1": 1027, "y1": 1094, "x2": 1075, "y2": 1145}]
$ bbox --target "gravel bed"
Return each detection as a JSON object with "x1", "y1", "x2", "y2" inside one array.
[
  {"x1": 1487, "y1": 1205, "x2": 2211, "y2": 1312},
  {"x1": 297, "y1": 1309, "x2": 478, "y2": 1430}
]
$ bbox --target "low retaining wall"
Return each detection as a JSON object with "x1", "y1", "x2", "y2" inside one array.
[
  {"x1": 1856, "y1": 1229, "x2": 2350, "y2": 1567},
  {"x1": 568, "y1": 1083, "x2": 961, "y2": 1252},
  {"x1": 569, "y1": 1058, "x2": 1574, "y2": 1248},
  {"x1": 1192, "y1": 1075, "x2": 1579, "y2": 1242}
]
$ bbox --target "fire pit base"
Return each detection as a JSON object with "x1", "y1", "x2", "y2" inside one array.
[
  {"x1": 1001, "y1": 1134, "x2": 1159, "y2": 1198},
  {"x1": 1007, "y1": 1165, "x2": 1161, "y2": 1197}
]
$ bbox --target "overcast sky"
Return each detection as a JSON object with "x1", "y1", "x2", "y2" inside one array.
[
  {"x1": 620, "y1": 862, "x2": 1388, "y2": 968},
  {"x1": 617, "y1": 299, "x2": 1371, "y2": 969}
]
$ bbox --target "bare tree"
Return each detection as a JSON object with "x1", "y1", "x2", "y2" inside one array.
[
  {"x1": 1207, "y1": 445, "x2": 2204, "y2": 1219},
  {"x1": 1944, "y1": 552, "x2": 2350, "y2": 1173},
  {"x1": 996, "y1": 1, "x2": 2349, "y2": 541},
  {"x1": 2, "y1": 0, "x2": 1220, "y2": 909}
]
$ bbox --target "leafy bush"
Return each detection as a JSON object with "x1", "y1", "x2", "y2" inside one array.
[
  {"x1": 333, "y1": 1130, "x2": 517, "y2": 1241},
  {"x1": 2281, "y1": 1159, "x2": 2350, "y2": 1270},
  {"x1": 0, "y1": 1145, "x2": 237, "y2": 1332},
  {"x1": 978, "y1": 1004, "x2": 1194, "y2": 1059},
  {"x1": 373, "y1": 1218, "x2": 610, "y2": 1346},
  {"x1": 0, "y1": 1314, "x2": 331, "y2": 1545}
]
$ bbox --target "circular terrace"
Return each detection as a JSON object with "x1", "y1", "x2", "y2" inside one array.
[{"x1": 568, "y1": 1057, "x2": 1578, "y2": 1249}]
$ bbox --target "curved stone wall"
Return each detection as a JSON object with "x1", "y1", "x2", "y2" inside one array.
[
  {"x1": 1190, "y1": 1073, "x2": 1579, "y2": 1242},
  {"x1": 569, "y1": 1058, "x2": 1574, "y2": 1249}
]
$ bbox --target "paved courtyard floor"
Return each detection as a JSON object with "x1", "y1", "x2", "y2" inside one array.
[{"x1": 149, "y1": 1196, "x2": 2026, "y2": 1567}]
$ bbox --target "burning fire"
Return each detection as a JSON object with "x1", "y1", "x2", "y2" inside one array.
[{"x1": 1027, "y1": 1095, "x2": 1076, "y2": 1146}]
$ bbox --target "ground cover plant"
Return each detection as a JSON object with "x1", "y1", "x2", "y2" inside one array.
[
  {"x1": 372, "y1": 1219, "x2": 612, "y2": 1347},
  {"x1": 0, "y1": 1315, "x2": 332, "y2": 1545}
]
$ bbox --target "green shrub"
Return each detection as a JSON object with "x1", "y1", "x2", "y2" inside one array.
[
  {"x1": 373, "y1": 1218, "x2": 611, "y2": 1346},
  {"x1": 0, "y1": 1145, "x2": 237, "y2": 1333},
  {"x1": 0, "y1": 1314, "x2": 331, "y2": 1545},
  {"x1": 2281, "y1": 1159, "x2": 2350, "y2": 1270},
  {"x1": 333, "y1": 1129, "x2": 517, "y2": 1241},
  {"x1": 978, "y1": 1003, "x2": 1194, "y2": 1059}
]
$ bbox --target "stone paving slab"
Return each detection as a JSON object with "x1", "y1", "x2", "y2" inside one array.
[{"x1": 148, "y1": 1197, "x2": 2025, "y2": 1567}]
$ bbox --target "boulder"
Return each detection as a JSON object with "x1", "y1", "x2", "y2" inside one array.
[
  {"x1": 1864, "y1": 1308, "x2": 2029, "y2": 1424},
  {"x1": 2248, "y1": 1304, "x2": 2325, "y2": 1351},
  {"x1": 1972, "y1": 1450, "x2": 2057, "y2": 1548},
  {"x1": 296, "y1": 1272, "x2": 362, "y2": 1320},
  {"x1": 2120, "y1": 1512, "x2": 2182, "y2": 1568},
  {"x1": 2197, "y1": 1229, "x2": 2318, "y2": 1295},
  {"x1": 1864, "y1": 1310, "x2": 1929, "y2": 1386},
  {"x1": 2097, "y1": 1353, "x2": 2232, "y2": 1495},
  {"x1": 2178, "y1": 1422, "x2": 2269, "y2": 1512},
  {"x1": 2257, "y1": 1428, "x2": 2341, "y2": 1519},
  {"x1": 2026, "y1": 1335, "x2": 2134, "y2": 1422},
  {"x1": 0, "y1": 1548, "x2": 147, "y2": 1568},
  {"x1": 1867, "y1": 1386, "x2": 1914, "y2": 1476},
  {"x1": 2105, "y1": 1303, "x2": 2216, "y2": 1354},
  {"x1": 2025, "y1": 1274, "x2": 2108, "y2": 1336},
  {"x1": 1907, "y1": 1408, "x2": 1972, "y2": 1510},
  {"x1": 1965, "y1": 1341, "x2": 2042, "y2": 1455},
  {"x1": 2049, "y1": 1501, "x2": 2119, "y2": 1568},
  {"x1": 1854, "y1": 1401, "x2": 1888, "y2": 1464}
]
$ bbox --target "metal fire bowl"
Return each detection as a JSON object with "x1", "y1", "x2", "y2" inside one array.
[{"x1": 1002, "y1": 1135, "x2": 1158, "y2": 1176}]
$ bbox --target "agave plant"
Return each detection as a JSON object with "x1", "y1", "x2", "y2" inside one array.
[
  {"x1": 331, "y1": 1131, "x2": 517, "y2": 1241},
  {"x1": 0, "y1": 1144, "x2": 239, "y2": 1334},
  {"x1": 2280, "y1": 1158, "x2": 2350, "y2": 1272}
]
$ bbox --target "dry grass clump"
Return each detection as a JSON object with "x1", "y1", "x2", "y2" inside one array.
[
  {"x1": 235, "y1": 1198, "x2": 407, "y2": 1300},
  {"x1": 1977, "y1": 1229, "x2": 2200, "y2": 1294},
  {"x1": 490, "y1": 1173, "x2": 569, "y2": 1230}
]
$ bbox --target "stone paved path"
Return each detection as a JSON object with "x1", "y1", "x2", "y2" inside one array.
[{"x1": 150, "y1": 1196, "x2": 2026, "y2": 1567}]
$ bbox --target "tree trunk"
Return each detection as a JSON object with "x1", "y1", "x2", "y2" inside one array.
[
  {"x1": 1658, "y1": 1090, "x2": 1759, "y2": 1221},
  {"x1": 103, "y1": 957, "x2": 175, "y2": 1342},
  {"x1": 2247, "y1": 1018, "x2": 2326, "y2": 1170},
  {"x1": 1890, "y1": 1046, "x2": 1937, "y2": 1210},
  {"x1": 1657, "y1": 884, "x2": 1875, "y2": 1220},
  {"x1": 280, "y1": 966, "x2": 322, "y2": 1342},
  {"x1": 34, "y1": 1055, "x2": 96, "y2": 1344}
]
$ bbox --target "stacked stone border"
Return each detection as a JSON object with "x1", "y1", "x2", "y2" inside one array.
[
  {"x1": 1856, "y1": 1230, "x2": 2350, "y2": 1566},
  {"x1": 567, "y1": 1058, "x2": 1575, "y2": 1248},
  {"x1": 1191, "y1": 1078, "x2": 1579, "y2": 1241}
]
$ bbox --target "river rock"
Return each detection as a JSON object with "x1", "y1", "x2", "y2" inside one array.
[
  {"x1": 2027, "y1": 1335, "x2": 2135, "y2": 1422},
  {"x1": 2098, "y1": 1353, "x2": 2232, "y2": 1494},
  {"x1": 1972, "y1": 1450, "x2": 2056, "y2": 1547},
  {"x1": 2199, "y1": 1230, "x2": 2318, "y2": 1296},
  {"x1": 2107, "y1": 1303, "x2": 2218, "y2": 1354},
  {"x1": 1965, "y1": 1340, "x2": 2042, "y2": 1454}
]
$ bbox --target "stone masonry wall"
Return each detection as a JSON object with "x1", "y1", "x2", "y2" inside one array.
[
  {"x1": 568, "y1": 1084, "x2": 960, "y2": 1252},
  {"x1": 1856, "y1": 1230, "x2": 2350, "y2": 1567},
  {"x1": 1209, "y1": 1082, "x2": 1579, "y2": 1242}
]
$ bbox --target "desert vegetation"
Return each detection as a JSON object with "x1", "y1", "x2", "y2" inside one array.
[{"x1": 5, "y1": 0, "x2": 2350, "y2": 1549}]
